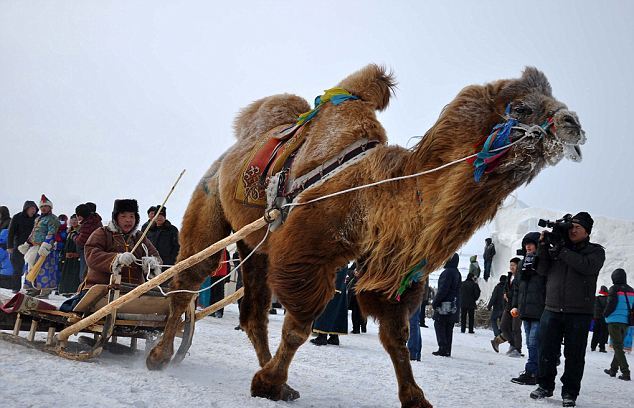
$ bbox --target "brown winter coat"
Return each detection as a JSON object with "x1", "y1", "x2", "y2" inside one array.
[
  {"x1": 74, "y1": 213, "x2": 103, "y2": 248},
  {"x1": 84, "y1": 222, "x2": 160, "y2": 288}
]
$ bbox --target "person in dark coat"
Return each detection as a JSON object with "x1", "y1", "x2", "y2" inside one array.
[
  {"x1": 530, "y1": 212, "x2": 606, "y2": 407},
  {"x1": 590, "y1": 285, "x2": 609, "y2": 352},
  {"x1": 491, "y1": 257, "x2": 523, "y2": 356},
  {"x1": 141, "y1": 206, "x2": 157, "y2": 233},
  {"x1": 346, "y1": 262, "x2": 367, "y2": 334},
  {"x1": 460, "y1": 272, "x2": 481, "y2": 333},
  {"x1": 58, "y1": 214, "x2": 81, "y2": 295},
  {"x1": 419, "y1": 277, "x2": 430, "y2": 328},
  {"x1": 74, "y1": 203, "x2": 103, "y2": 282},
  {"x1": 311, "y1": 265, "x2": 350, "y2": 346},
  {"x1": 483, "y1": 237, "x2": 496, "y2": 281},
  {"x1": 432, "y1": 253, "x2": 461, "y2": 357},
  {"x1": 487, "y1": 274, "x2": 507, "y2": 337},
  {"x1": 0, "y1": 206, "x2": 11, "y2": 230},
  {"x1": 5, "y1": 201, "x2": 38, "y2": 291},
  {"x1": 603, "y1": 268, "x2": 634, "y2": 381},
  {"x1": 511, "y1": 232, "x2": 546, "y2": 385},
  {"x1": 146, "y1": 206, "x2": 180, "y2": 267}
]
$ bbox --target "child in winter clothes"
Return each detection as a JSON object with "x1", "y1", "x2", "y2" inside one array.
[{"x1": 603, "y1": 268, "x2": 634, "y2": 381}]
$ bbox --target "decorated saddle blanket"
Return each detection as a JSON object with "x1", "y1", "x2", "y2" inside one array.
[{"x1": 235, "y1": 124, "x2": 307, "y2": 207}]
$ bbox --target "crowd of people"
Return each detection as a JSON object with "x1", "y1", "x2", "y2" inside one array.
[
  {"x1": 1, "y1": 200, "x2": 632, "y2": 407},
  {"x1": 427, "y1": 212, "x2": 632, "y2": 407}
]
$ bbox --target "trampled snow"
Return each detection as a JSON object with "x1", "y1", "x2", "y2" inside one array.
[{"x1": 0, "y1": 299, "x2": 629, "y2": 408}]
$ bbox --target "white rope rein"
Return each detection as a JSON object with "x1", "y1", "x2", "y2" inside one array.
[{"x1": 282, "y1": 128, "x2": 536, "y2": 210}]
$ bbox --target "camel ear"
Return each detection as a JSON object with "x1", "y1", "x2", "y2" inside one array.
[
  {"x1": 337, "y1": 64, "x2": 397, "y2": 111},
  {"x1": 520, "y1": 67, "x2": 552, "y2": 96}
]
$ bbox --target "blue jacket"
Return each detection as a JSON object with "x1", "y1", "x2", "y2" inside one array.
[
  {"x1": 604, "y1": 268, "x2": 634, "y2": 325},
  {"x1": 0, "y1": 229, "x2": 14, "y2": 276}
]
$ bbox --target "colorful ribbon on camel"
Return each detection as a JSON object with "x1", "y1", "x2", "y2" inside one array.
[
  {"x1": 295, "y1": 87, "x2": 359, "y2": 126},
  {"x1": 471, "y1": 104, "x2": 517, "y2": 182},
  {"x1": 396, "y1": 259, "x2": 427, "y2": 301}
]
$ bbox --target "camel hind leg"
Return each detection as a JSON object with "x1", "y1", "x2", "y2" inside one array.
[
  {"x1": 147, "y1": 176, "x2": 231, "y2": 370},
  {"x1": 236, "y1": 240, "x2": 273, "y2": 367},
  {"x1": 357, "y1": 285, "x2": 433, "y2": 408}
]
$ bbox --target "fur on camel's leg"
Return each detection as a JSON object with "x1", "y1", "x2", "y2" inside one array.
[
  {"x1": 236, "y1": 240, "x2": 273, "y2": 367},
  {"x1": 358, "y1": 284, "x2": 433, "y2": 408},
  {"x1": 146, "y1": 258, "x2": 216, "y2": 370}
]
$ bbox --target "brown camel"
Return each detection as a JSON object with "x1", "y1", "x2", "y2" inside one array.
[{"x1": 146, "y1": 64, "x2": 585, "y2": 407}]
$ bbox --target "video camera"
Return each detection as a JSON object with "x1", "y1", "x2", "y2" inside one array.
[{"x1": 538, "y1": 214, "x2": 573, "y2": 259}]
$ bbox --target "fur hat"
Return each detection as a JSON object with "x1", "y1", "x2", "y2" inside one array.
[
  {"x1": 39, "y1": 194, "x2": 53, "y2": 210},
  {"x1": 112, "y1": 199, "x2": 140, "y2": 228},
  {"x1": 75, "y1": 204, "x2": 90, "y2": 218},
  {"x1": 572, "y1": 212, "x2": 594, "y2": 234},
  {"x1": 85, "y1": 202, "x2": 97, "y2": 213}
]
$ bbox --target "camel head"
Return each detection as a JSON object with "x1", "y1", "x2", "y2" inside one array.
[{"x1": 492, "y1": 67, "x2": 586, "y2": 182}]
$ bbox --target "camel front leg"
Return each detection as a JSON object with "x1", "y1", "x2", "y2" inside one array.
[
  {"x1": 250, "y1": 312, "x2": 310, "y2": 401},
  {"x1": 358, "y1": 287, "x2": 433, "y2": 408}
]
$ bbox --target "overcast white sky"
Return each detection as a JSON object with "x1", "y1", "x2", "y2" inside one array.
[{"x1": 1, "y1": 1, "x2": 632, "y2": 253}]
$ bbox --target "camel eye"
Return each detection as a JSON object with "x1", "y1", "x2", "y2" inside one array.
[{"x1": 514, "y1": 104, "x2": 532, "y2": 115}]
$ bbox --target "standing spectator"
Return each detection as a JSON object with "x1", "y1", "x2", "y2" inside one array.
[
  {"x1": 511, "y1": 232, "x2": 546, "y2": 385},
  {"x1": 74, "y1": 203, "x2": 103, "y2": 282},
  {"x1": 530, "y1": 212, "x2": 605, "y2": 407},
  {"x1": 407, "y1": 264, "x2": 426, "y2": 361},
  {"x1": 311, "y1": 265, "x2": 349, "y2": 346},
  {"x1": 58, "y1": 215, "x2": 81, "y2": 295},
  {"x1": 54, "y1": 214, "x2": 68, "y2": 288},
  {"x1": 603, "y1": 268, "x2": 633, "y2": 381},
  {"x1": 141, "y1": 206, "x2": 157, "y2": 232},
  {"x1": 591, "y1": 285, "x2": 609, "y2": 352},
  {"x1": 146, "y1": 206, "x2": 180, "y2": 267},
  {"x1": 210, "y1": 249, "x2": 231, "y2": 318},
  {"x1": 0, "y1": 206, "x2": 11, "y2": 230},
  {"x1": 232, "y1": 251, "x2": 244, "y2": 330},
  {"x1": 432, "y1": 253, "x2": 461, "y2": 357},
  {"x1": 18, "y1": 195, "x2": 60, "y2": 298},
  {"x1": 487, "y1": 274, "x2": 507, "y2": 337},
  {"x1": 469, "y1": 255, "x2": 481, "y2": 280},
  {"x1": 5, "y1": 201, "x2": 37, "y2": 291},
  {"x1": 346, "y1": 262, "x2": 367, "y2": 334},
  {"x1": 491, "y1": 257, "x2": 523, "y2": 357},
  {"x1": 483, "y1": 238, "x2": 496, "y2": 281},
  {"x1": 419, "y1": 277, "x2": 430, "y2": 328},
  {"x1": 0, "y1": 229, "x2": 14, "y2": 285},
  {"x1": 460, "y1": 273, "x2": 481, "y2": 333}
]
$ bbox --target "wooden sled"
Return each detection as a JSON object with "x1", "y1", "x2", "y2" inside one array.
[{"x1": 0, "y1": 212, "x2": 272, "y2": 362}]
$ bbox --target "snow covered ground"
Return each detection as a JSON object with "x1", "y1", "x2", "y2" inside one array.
[{"x1": 0, "y1": 300, "x2": 630, "y2": 408}]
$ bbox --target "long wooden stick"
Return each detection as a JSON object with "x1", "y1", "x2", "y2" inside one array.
[
  {"x1": 194, "y1": 287, "x2": 244, "y2": 322},
  {"x1": 25, "y1": 255, "x2": 47, "y2": 285},
  {"x1": 131, "y1": 169, "x2": 186, "y2": 254},
  {"x1": 57, "y1": 210, "x2": 278, "y2": 342}
]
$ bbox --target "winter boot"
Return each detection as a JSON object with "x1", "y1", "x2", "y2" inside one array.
[
  {"x1": 562, "y1": 393, "x2": 576, "y2": 407},
  {"x1": 511, "y1": 371, "x2": 537, "y2": 385},
  {"x1": 618, "y1": 371, "x2": 631, "y2": 381},
  {"x1": 327, "y1": 335, "x2": 340, "y2": 345},
  {"x1": 507, "y1": 348, "x2": 522, "y2": 358},
  {"x1": 361, "y1": 323, "x2": 367, "y2": 333},
  {"x1": 490, "y1": 335, "x2": 506, "y2": 353},
  {"x1": 604, "y1": 368, "x2": 617, "y2": 377},
  {"x1": 310, "y1": 334, "x2": 327, "y2": 346},
  {"x1": 529, "y1": 386, "x2": 553, "y2": 400}
]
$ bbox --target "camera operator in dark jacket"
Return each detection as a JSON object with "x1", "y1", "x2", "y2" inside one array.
[
  {"x1": 511, "y1": 232, "x2": 546, "y2": 385},
  {"x1": 530, "y1": 212, "x2": 605, "y2": 407}
]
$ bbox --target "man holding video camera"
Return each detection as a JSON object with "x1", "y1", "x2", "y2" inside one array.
[{"x1": 529, "y1": 212, "x2": 605, "y2": 407}]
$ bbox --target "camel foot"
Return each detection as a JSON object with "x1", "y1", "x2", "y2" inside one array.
[
  {"x1": 402, "y1": 395, "x2": 433, "y2": 408},
  {"x1": 146, "y1": 345, "x2": 172, "y2": 371},
  {"x1": 251, "y1": 372, "x2": 300, "y2": 401}
]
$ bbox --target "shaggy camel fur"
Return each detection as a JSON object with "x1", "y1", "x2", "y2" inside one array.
[{"x1": 146, "y1": 64, "x2": 585, "y2": 408}]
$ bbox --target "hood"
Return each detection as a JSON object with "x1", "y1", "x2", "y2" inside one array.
[
  {"x1": 444, "y1": 253, "x2": 459, "y2": 268},
  {"x1": 469, "y1": 255, "x2": 478, "y2": 263},
  {"x1": 611, "y1": 268, "x2": 627, "y2": 285},
  {"x1": 22, "y1": 200, "x2": 38, "y2": 214},
  {"x1": 521, "y1": 232, "x2": 540, "y2": 249}
]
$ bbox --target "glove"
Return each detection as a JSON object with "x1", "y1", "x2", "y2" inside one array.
[
  {"x1": 18, "y1": 242, "x2": 31, "y2": 255},
  {"x1": 116, "y1": 252, "x2": 137, "y2": 266},
  {"x1": 142, "y1": 256, "x2": 161, "y2": 271},
  {"x1": 38, "y1": 242, "x2": 52, "y2": 257}
]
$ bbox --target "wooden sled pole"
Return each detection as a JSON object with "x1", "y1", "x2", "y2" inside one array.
[
  {"x1": 194, "y1": 287, "x2": 244, "y2": 322},
  {"x1": 57, "y1": 210, "x2": 278, "y2": 343}
]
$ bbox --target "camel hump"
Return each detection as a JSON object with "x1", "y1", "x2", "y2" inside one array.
[
  {"x1": 233, "y1": 93, "x2": 310, "y2": 140},
  {"x1": 336, "y1": 64, "x2": 396, "y2": 112}
]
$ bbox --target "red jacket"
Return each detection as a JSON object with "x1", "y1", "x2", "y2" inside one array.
[{"x1": 74, "y1": 213, "x2": 103, "y2": 248}]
